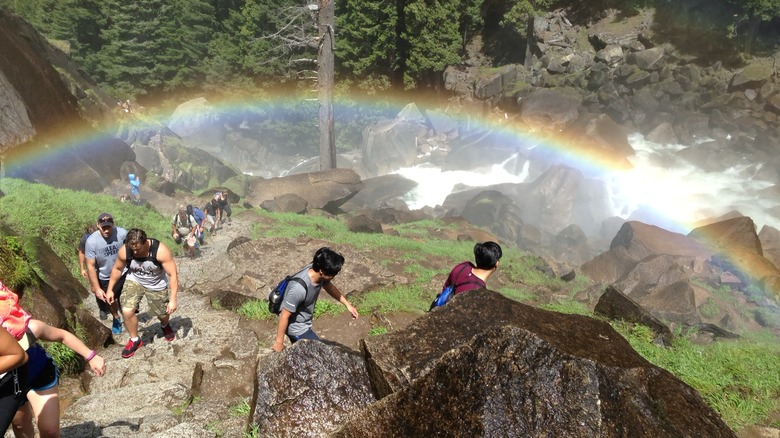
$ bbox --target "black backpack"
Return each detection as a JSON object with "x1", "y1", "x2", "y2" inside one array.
[
  {"x1": 268, "y1": 275, "x2": 307, "y2": 315},
  {"x1": 125, "y1": 238, "x2": 162, "y2": 269}
]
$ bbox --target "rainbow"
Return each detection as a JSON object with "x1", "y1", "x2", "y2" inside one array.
[{"x1": 3, "y1": 91, "x2": 779, "y2": 301}]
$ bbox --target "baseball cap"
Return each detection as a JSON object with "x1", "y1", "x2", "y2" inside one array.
[{"x1": 97, "y1": 212, "x2": 114, "y2": 227}]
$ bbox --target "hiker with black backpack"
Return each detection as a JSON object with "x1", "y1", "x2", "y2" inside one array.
[
  {"x1": 430, "y1": 241, "x2": 502, "y2": 310},
  {"x1": 271, "y1": 247, "x2": 358, "y2": 352},
  {"x1": 106, "y1": 229, "x2": 180, "y2": 359}
]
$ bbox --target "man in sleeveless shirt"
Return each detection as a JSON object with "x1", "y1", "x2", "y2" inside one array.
[{"x1": 106, "y1": 229, "x2": 180, "y2": 358}]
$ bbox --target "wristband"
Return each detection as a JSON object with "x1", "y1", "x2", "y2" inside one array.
[{"x1": 85, "y1": 350, "x2": 96, "y2": 361}]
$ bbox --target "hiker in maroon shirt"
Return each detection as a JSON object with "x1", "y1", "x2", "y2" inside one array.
[{"x1": 445, "y1": 241, "x2": 502, "y2": 296}]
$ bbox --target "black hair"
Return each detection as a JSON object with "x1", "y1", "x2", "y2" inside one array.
[
  {"x1": 186, "y1": 204, "x2": 193, "y2": 215},
  {"x1": 474, "y1": 241, "x2": 502, "y2": 269},
  {"x1": 311, "y1": 247, "x2": 344, "y2": 276},
  {"x1": 126, "y1": 229, "x2": 148, "y2": 245}
]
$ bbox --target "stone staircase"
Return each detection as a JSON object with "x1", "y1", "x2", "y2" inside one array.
[{"x1": 50, "y1": 219, "x2": 263, "y2": 437}]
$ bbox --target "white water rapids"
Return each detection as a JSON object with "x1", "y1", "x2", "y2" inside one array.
[{"x1": 395, "y1": 133, "x2": 780, "y2": 235}]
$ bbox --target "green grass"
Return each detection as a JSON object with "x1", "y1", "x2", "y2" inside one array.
[
  {"x1": 230, "y1": 398, "x2": 252, "y2": 417},
  {"x1": 3, "y1": 179, "x2": 780, "y2": 432},
  {"x1": 0, "y1": 178, "x2": 176, "y2": 281},
  {"x1": 614, "y1": 321, "x2": 780, "y2": 431},
  {"x1": 237, "y1": 297, "x2": 348, "y2": 320},
  {"x1": 42, "y1": 310, "x2": 88, "y2": 375},
  {"x1": 354, "y1": 284, "x2": 431, "y2": 314},
  {"x1": 538, "y1": 300, "x2": 591, "y2": 316},
  {"x1": 368, "y1": 326, "x2": 388, "y2": 336},
  {"x1": 237, "y1": 300, "x2": 274, "y2": 321}
]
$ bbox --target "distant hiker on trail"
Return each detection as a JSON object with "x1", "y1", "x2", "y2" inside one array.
[
  {"x1": 171, "y1": 207, "x2": 198, "y2": 257},
  {"x1": 85, "y1": 213, "x2": 127, "y2": 335},
  {"x1": 444, "y1": 241, "x2": 502, "y2": 297},
  {"x1": 106, "y1": 228, "x2": 180, "y2": 359},
  {"x1": 186, "y1": 204, "x2": 205, "y2": 245},
  {"x1": 216, "y1": 190, "x2": 232, "y2": 225},
  {"x1": 78, "y1": 222, "x2": 106, "y2": 320},
  {"x1": 202, "y1": 198, "x2": 220, "y2": 234},
  {"x1": 128, "y1": 173, "x2": 141, "y2": 204},
  {"x1": 272, "y1": 247, "x2": 358, "y2": 352}
]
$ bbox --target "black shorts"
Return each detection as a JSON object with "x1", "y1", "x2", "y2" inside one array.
[
  {"x1": 99, "y1": 275, "x2": 126, "y2": 301},
  {"x1": 0, "y1": 364, "x2": 30, "y2": 432}
]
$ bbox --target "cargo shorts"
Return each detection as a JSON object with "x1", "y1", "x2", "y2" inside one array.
[{"x1": 122, "y1": 281, "x2": 169, "y2": 317}]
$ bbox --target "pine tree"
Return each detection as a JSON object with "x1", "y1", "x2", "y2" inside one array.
[
  {"x1": 336, "y1": 0, "x2": 399, "y2": 87},
  {"x1": 155, "y1": 0, "x2": 216, "y2": 93},
  {"x1": 401, "y1": 0, "x2": 461, "y2": 89},
  {"x1": 94, "y1": 0, "x2": 165, "y2": 98}
]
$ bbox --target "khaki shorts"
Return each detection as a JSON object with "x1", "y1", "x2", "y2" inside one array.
[{"x1": 122, "y1": 281, "x2": 169, "y2": 317}]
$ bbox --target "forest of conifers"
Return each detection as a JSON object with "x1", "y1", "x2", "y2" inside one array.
[{"x1": 2, "y1": 0, "x2": 779, "y2": 103}]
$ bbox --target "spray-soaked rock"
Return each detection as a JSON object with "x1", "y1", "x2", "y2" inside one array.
[
  {"x1": 342, "y1": 290, "x2": 734, "y2": 437},
  {"x1": 361, "y1": 289, "x2": 650, "y2": 397},
  {"x1": 253, "y1": 340, "x2": 376, "y2": 437},
  {"x1": 336, "y1": 323, "x2": 734, "y2": 437}
]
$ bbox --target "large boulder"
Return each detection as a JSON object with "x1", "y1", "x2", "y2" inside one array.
[
  {"x1": 339, "y1": 174, "x2": 417, "y2": 211},
  {"x1": 252, "y1": 340, "x2": 375, "y2": 437},
  {"x1": 460, "y1": 190, "x2": 525, "y2": 248},
  {"x1": 246, "y1": 169, "x2": 363, "y2": 213},
  {"x1": 0, "y1": 9, "x2": 125, "y2": 192},
  {"x1": 594, "y1": 285, "x2": 673, "y2": 344},
  {"x1": 166, "y1": 97, "x2": 225, "y2": 156},
  {"x1": 346, "y1": 290, "x2": 734, "y2": 437},
  {"x1": 361, "y1": 104, "x2": 429, "y2": 177},
  {"x1": 518, "y1": 87, "x2": 582, "y2": 131},
  {"x1": 690, "y1": 217, "x2": 780, "y2": 301}
]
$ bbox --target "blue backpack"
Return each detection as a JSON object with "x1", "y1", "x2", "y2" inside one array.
[
  {"x1": 268, "y1": 275, "x2": 307, "y2": 315},
  {"x1": 429, "y1": 263, "x2": 481, "y2": 311}
]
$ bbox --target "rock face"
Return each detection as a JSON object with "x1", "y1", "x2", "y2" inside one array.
[
  {"x1": 340, "y1": 290, "x2": 734, "y2": 437},
  {"x1": 0, "y1": 9, "x2": 131, "y2": 192},
  {"x1": 253, "y1": 340, "x2": 376, "y2": 437},
  {"x1": 361, "y1": 115, "x2": 429, "y2": 178},
  {"x1": 246, "y1": 169, "x2": 363, "y2": 213}
]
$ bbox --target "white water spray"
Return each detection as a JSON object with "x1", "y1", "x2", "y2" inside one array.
[{"x1": 397, "y1": 134, "x2": 780, "y2": 234}]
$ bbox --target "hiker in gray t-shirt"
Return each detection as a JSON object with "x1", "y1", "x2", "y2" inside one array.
[
  {"x1": 85, "y1": 212, "x2": 127, "y2": 334},
  {"x1": 272, "y1": 247, "x2": 359, "y2": 352}
]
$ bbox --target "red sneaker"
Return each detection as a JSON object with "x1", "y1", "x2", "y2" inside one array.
[
  {"x1": 121, "y1": 338, "x2": 143, "y2": 358},
  {"x1": 162, "y1": 324, "x2": 175, "y2": 341}
]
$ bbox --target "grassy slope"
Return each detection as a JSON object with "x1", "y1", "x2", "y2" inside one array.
[{"x1": 1, "y1": 178, "x2": 778, "y2": 431}]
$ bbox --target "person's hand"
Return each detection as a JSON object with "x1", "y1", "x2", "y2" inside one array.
[
  {"x1": 166, "y1": 298, "x2": 178, "y2": 315},
  {"x1": 104, "y1": 290, "x2": 114, "y2": 305},
  {"x1": 80, "y1": 268, "x2": 87, "y2": 278},
  {"x1": 95, "y1": 288, "x2": 107, "y2": 302},
  {"x1": 346, "y1": 303, "x2": 359, "y2": 319},
  {"x1": 88, "y1": 355, "x2": 106, "y2": 376},
  {"x1": 272, "y1": 340, "x2": 285, "y2": 352}
]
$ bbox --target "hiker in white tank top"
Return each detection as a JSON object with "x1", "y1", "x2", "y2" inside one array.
[{"x1": 106, "y1": 229, "x2": 180, "y2": 359}]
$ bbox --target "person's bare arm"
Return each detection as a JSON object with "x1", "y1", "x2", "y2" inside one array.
[
  {"x1": 29, "y1": 320, "x2": 105, "y2": 376},
  {"x1": 85, "y1": 257, "x2": 104, "y2": 301},
  {"x1": 105, "y1": 246, "x2": 128, "y2": 305},
  {"x1": 157, "y1": 243, "x2": 179, "y2": 314},
  {"x1": 273, "y1": 309, "x2": 292, "y2": 352},
  {"x1": 78, "y1": 250, "x2": 88, "y2": 278},
  {"x1": 323, "y1": 282, "x2": 359, "y2": 319},
  {"x1": 0, "y1": 328, "x2": 27, "y2": 374}
]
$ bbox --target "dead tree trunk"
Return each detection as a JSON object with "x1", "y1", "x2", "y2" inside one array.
[{"x1": 318, "y1": 0, "x2": 336, "y2": 170}]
